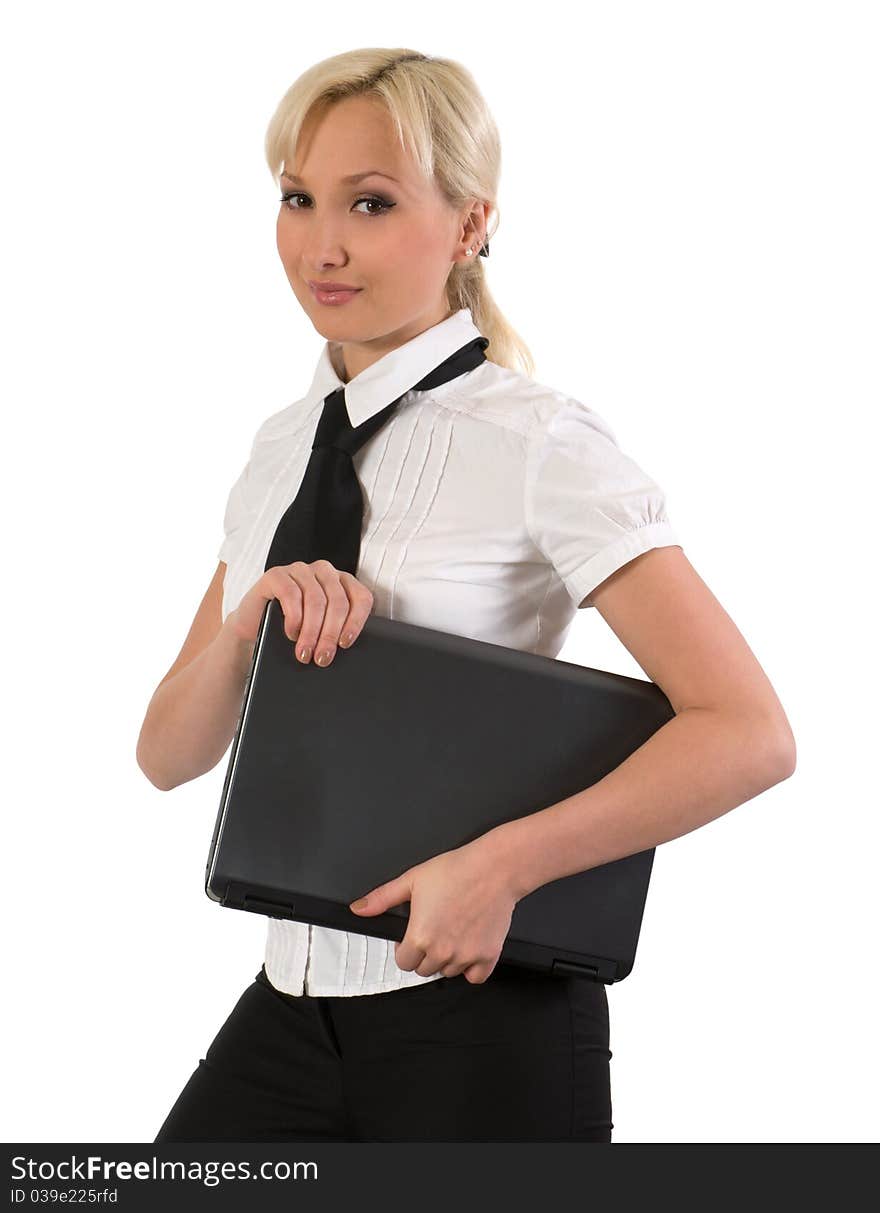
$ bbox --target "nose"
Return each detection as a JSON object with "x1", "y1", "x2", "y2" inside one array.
[{"x1": 303, "y1": 225, "x2": 348, "y2": 269}]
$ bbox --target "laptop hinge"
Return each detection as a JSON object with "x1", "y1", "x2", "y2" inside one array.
[
  {"x1": 552, "y1": 959, "x2": 601, "y2": 980},
  {"x1": 242, "y1": 894, "x2": 296, "y2": 919}
]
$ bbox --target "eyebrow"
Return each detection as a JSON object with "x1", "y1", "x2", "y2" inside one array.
[{"x1": 280, "y1": 169, "x2": 400, "y2": 186}]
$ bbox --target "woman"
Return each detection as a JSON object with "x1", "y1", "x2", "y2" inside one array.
[{"x1": 140, "y1": 47, "x2": 796, "y2": 1143}]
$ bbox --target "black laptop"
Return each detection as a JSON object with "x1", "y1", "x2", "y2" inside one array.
[{"x1": 205, "y1": 597, "x2": 673, "y2": 983}]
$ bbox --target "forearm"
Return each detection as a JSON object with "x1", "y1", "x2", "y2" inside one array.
[
  {"x1": 136, "y1": 620, "x2": 255, "y2": 792},
  {"x1": 480, "y1": 706, "x2": 796, "y2": 901}
]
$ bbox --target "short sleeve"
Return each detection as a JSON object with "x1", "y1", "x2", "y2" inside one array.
[
  {"x1": 525, "y1": 399, "x2": 681, "y2": 609},
  {"x1": 216, "y1": 414, "x2": 272, "y2": 565},
  {"x1": 216, "y1": 456, "x2": 252, "y2": 565}
]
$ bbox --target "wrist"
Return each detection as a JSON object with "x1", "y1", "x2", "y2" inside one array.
[
  {"x1": 217, "y1": 614, "x2": 256, "y2": 682},
  {"x1": 470, "y1": 819, "x2": 534, "y2": 904}
]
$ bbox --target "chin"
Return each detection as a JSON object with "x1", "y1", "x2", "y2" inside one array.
[
  {"x1": 309, "y1": 310, "x2": 375, "y2": 341},
  {"x1": 310, "y1": 317, "x2": 361, "y2": 343}
]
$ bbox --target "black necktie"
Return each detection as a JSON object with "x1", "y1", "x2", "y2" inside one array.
[{"x1": 263, "y1": 336, "x2": 489, "y2": 575}]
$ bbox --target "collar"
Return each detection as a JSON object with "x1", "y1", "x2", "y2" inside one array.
[{"x1": 303, "y1": 306, "x2": 487, "y2": 428}]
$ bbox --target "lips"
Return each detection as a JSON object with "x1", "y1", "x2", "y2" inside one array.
[{"x1": 308, "y1": 281, "x2": 363, "y2": 306}]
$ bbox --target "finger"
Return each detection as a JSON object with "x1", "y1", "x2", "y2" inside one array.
[
  {"x1": 336, "y1": 571, "x2": 375, "y2": 649},
  {"x1": 268, "y1": 566, "x2": 306, "y2": 645},
  {"x1": 416, "y1": 952, "x2": 455, "y2": 979},
  {"x1": 283, "y1": 561, "x2": 328, "y2": 664},
  {"x1": 309, "y1": 560, "x2": 355, "y2": 666},
  {"x1": 463, "y1": 960, "x2": 495, "y2": 984},
  {"x1": 232, "y1": 568, "x2": 305, "y2": 647},
  {"x1": 394, "y1": 939, "x2": 427, "y2": 974}
]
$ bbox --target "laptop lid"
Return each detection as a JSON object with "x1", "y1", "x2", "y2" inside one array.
[{"x1": 206, "y1": 598, "x2": 673, "y2": 983}]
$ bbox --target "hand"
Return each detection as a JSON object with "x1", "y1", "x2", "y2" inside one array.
[
  {"x1": 349, "y1": 839, "x2": 518, "y2": 984},
  {"x1": 227, "y1": 559, "x2": 375, "y2": 667}
]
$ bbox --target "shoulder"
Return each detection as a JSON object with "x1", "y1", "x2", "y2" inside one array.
[
  {"x1": 439, "y1": 361, "x2": 619, "y2": 448},
  {"x1": 219, "y1": 390, "x2": 315, "y2": 509},
  {"x1": 247, "y1": 392, "x2": 318, "y2": 447}
]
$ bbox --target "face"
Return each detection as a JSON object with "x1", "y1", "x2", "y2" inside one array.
[{"x1": 275, "y1": 94, "x2": 488, "y2": 380}]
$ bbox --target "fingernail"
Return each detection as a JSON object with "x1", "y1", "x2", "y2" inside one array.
[
  {"x1": 298, "y1": 646, "x2": 311, "y2": 663},
  {"x1": 316, "y1": 649, "x2": 332, "y2": 666},
  {"x1": 340, "y1": 632, "x2": 355, "y2": 647}
]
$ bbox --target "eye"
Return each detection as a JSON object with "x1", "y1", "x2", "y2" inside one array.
[
  {"x1": 278, "y1": 191, "x2": 395, "y2": 216},
  {"x1": 354, "y1": 195, "x2": 395, "y2": 216}
]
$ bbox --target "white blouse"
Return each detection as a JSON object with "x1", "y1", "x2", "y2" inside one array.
[{"x1": 216, "y1": 306, "x2": 681, "y2": 997}]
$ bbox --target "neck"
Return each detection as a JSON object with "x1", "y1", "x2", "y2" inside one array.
[{"x1": 330, "y1": 305, "x2": 455, "y2": 383}]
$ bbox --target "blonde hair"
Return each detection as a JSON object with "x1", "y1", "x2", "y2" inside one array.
[{"x1": 264, "y1": 48, "x2": 535, "y2": 377}]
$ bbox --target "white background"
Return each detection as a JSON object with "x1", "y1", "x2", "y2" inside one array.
[{"x1": 2, "y1": 0, "x2": 877, "y2": 1144}]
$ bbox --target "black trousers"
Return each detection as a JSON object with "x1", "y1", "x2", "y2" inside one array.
[{"x1": 153, "y1": 962, "x2": 613, "y2": 1143}]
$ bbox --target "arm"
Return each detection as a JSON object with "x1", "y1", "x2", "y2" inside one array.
[
  {"x1": 478, "y1": 545, "x2": 797, "y2": 899},
  {"x1": 136, "y1": 561, "x2": 255, "y2": 792}
]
